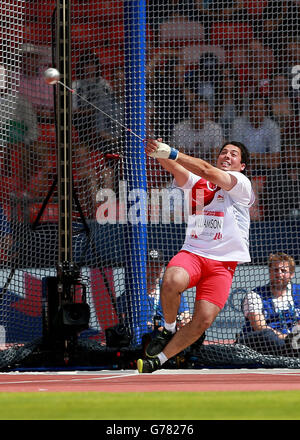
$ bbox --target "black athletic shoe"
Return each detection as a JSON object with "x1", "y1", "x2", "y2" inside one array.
[
  {"x1": 196, "y1": 331, "x2": 206, "y2": 346},
  {"x1": 145, "y1": 327, "x2": 174, "y2": 358},
  {"x1": 137, "y1": 357, "x2": 161, "y2": 373},
  {"x1": 190, "y1": 331, "x2": 206, "y2": 349}
]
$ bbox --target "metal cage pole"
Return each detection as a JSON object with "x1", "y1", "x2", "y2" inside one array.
[
  {"x1": 56, "y1": 0, "x2": 73, "y2": 266},
  {"x1": 42, "y1": 0, "x2": 90, "y2": 357},
  {"x1": 124, "y1": 0, "x2": 148, "y2": 344}
]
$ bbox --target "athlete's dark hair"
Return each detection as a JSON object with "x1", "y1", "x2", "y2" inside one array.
[{"x1": 218, "y1": 141, "x2": 250, "y2": 175}]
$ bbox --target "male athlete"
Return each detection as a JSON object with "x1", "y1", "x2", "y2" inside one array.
[{"x1": 137, "y1": 139, "x2": 255, "y2": 373}]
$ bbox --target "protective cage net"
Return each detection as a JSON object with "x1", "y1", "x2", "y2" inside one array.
[{"x1": 0, "y1": 0, "x2": 299, "y2": 370}]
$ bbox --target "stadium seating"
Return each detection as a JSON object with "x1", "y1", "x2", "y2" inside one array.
[
  {"x1": 38, "y1": 123, "x2": 56, "y2": 148},
  {"x1": 159, "y1": 20, "x2": 205, "y2": 47},
  {"x1": 210, "y1": 22, "x2": 254, "y2": 47}
]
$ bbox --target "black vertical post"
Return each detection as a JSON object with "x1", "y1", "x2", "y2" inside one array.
[
  {"x1": 56, "y1": 0, "x2": 73, "y2": 268},
  {"x1": 38, "y1": 1, "x2": 90, "y2": 361}
]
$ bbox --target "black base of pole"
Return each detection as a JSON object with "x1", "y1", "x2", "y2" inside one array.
[{"x1": 42, "y1": 272, "x2": 91, "y2": 364}]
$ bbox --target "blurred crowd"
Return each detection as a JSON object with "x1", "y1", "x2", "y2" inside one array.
[
  {"x1": 145, "y1": 0, "x2": 300, "y2": 222},
  {"x1": 0, "y1": 0, "x2": 299, "y2": 231}
]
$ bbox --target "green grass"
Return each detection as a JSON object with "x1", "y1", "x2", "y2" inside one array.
[{"x1": 0, "y1": 391, "x2": 299, "y2": 420}]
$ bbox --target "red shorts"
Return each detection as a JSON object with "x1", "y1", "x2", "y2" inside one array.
[{"x1": 167, "y1": 250, "x2": 237, "y2": 309}]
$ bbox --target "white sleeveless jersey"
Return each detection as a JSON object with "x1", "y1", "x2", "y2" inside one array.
[{"x1": 177, "y1": 171, "x2": 255, "y2": 263}]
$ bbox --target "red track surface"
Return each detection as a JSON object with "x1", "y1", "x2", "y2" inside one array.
[{"x1": 0, "y1": 370, "x2": 300, "y2": 392}]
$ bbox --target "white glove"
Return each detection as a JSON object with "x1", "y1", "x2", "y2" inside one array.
[{"x1": 148, "y1": 142, "x2": 179, "y2": 160}]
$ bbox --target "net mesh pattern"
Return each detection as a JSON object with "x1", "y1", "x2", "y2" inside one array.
[{"x1": 0, "y1": 0, "x2": 299, "y2": 368}]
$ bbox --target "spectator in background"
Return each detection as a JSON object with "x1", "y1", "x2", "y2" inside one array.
[
  {"x1": 7, "y1": 94, "x2": 38, "y2": 148},
  {"x1": 261, "y1": 0, "x2": 300, "y2": 59},
  {"x1": 269, "y1": 74, "x2": 299, "y2": 158},
  {"x1": 147, "y1": 0, "x2": 192, "y2": 40},
  {"x1": 216, "y1": 67, "x2": 241, "y2": 140},
  {"x1": 0, "y1": 49, "x2": 38, "y2": 149},
  {"x1": 191, "y1": 0, "x2": 244, "y2": 28},
  {"x1": 1, "y1": 91, "x2": 38, "y2": 193},
  {"x1": 147, "y1": 2, "x2": 191, "y2": 23},
  {"x1": 72, "y1": 50, "x2": 109, "y2": 148},
  {"x1": 236, "y1": 252, "x2": 300, "y2": 357},
  {"x1": 95, "y1": 66, "x2": 125, "y2": 154},
  {"x1": 230, "y1": 94, "x2": 281, "y2": 172},
  {"x1": 72, "y1": 50, "x2": 124, "y2": 153},
  {"x1": 238, "y1": 39, "x2": 274, "y2": 108},
  {"x1": 0, "y1": 88, "x2": 38, "y2": 154},
  {"x1": 184, "y1": 53, "x2": 222, "y2": 113},
  {"x1": 18, "y1": 43, "x2": 54, "y2": 123},
  {"x1": 270, "y1": 75, "x2": 295, "y2": 127},
  {"x1": 235, "y1": 0, "x2": 267, "y2": 25},
  {"x1": 148, "y1": 0, "x2": 243, "y2": 46},
  {"x1": 170, "y1": 98, "x2": 224, "y2": 161},
  {"x1": 284, "y1": 38, "x2": 300, "y2": 80},
  {"x1": 147, "y1": 51, "x2": 189, "y2": 142},
  {"x1": 284, "y1": 39, "x2": 300, "y2": 123},
  {"x1": 261, "y1": 162, "x2": 300, "y2": 221},
  {"x1": 1, "y1": 53, "x2": 39, "y2": 198}
]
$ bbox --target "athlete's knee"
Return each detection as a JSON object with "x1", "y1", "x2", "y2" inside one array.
[{"x1": 161, "y1": 266, "x2": 189, "y2": 293}]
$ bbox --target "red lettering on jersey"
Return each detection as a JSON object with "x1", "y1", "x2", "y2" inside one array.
[
  {"x1": 213, "y1": 232, "x2": 223, "y2": 240},
  {"x1": 191, "y1": 179, "x2": 220, "y2": 215}
]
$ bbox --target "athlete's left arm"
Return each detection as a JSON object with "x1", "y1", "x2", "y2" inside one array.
[{"x1": 175, "y1": 152, "x2": 237, "y2": 191}]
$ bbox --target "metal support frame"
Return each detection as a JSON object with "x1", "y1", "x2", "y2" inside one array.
[
  {"x1": 56, "y1": 0, "x2": 73, "y2": 266},
  {"x1": 123, "y1": 0, "x2": 148, "y2": 344}
]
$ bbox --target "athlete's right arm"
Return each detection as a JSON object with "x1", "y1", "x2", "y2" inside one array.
[
  {"x1": 146, "y1": 139, "x2": 190, "y2": 187},
  {"x1": 145, "y1": 138, "x2": 234, "y2": 190},
  {"x1": 157, "y1": 158, "x2": 189, "y2": 187}
]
